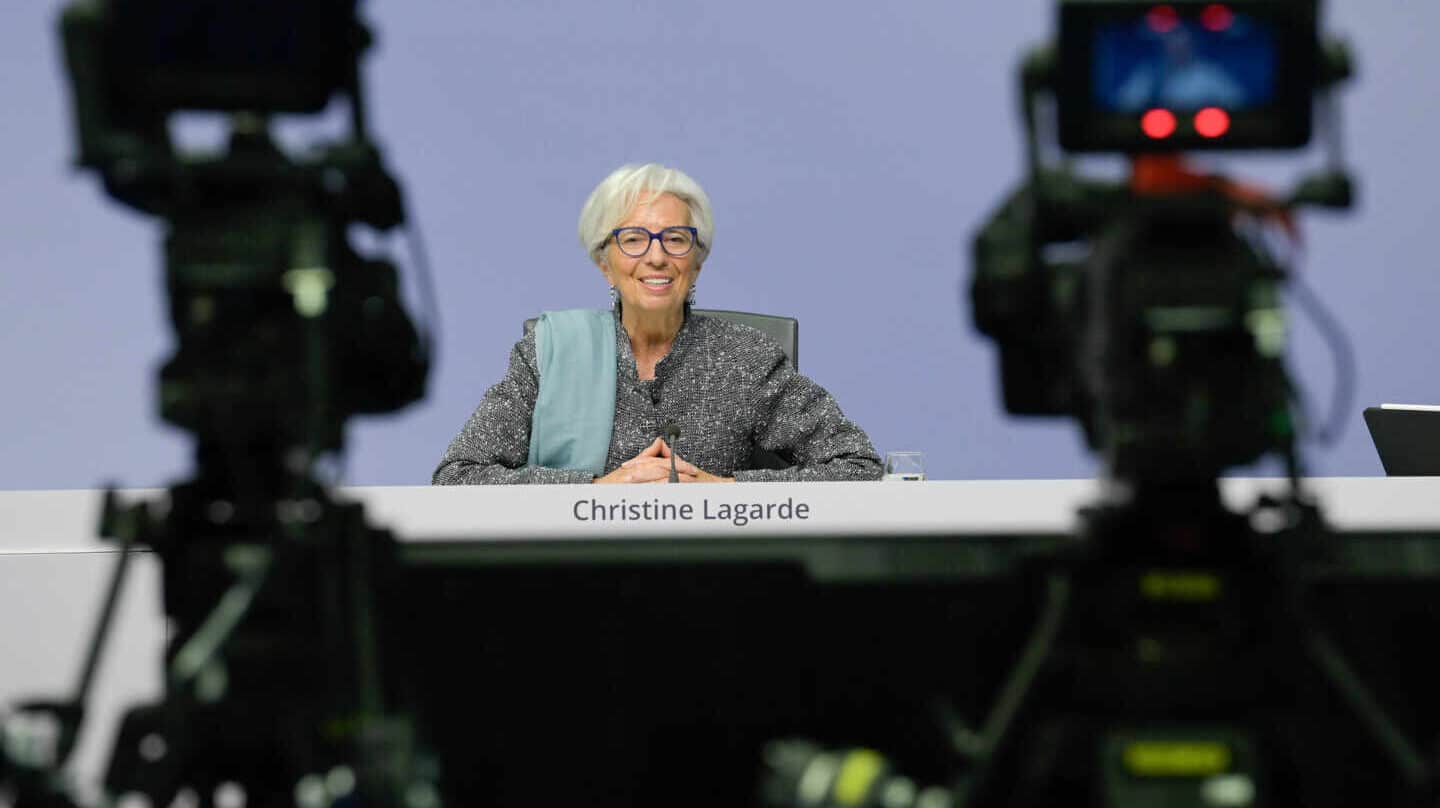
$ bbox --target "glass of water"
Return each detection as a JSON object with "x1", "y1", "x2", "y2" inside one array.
[{"x1": 883, "y1": 451, "x2": 926, "y2": 481}]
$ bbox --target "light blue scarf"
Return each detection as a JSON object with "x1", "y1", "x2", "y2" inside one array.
[{"x1": 527, "y1": 309, "x2": 617, "y2": 474}]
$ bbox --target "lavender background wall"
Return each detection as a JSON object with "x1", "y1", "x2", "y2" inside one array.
[{"x1": 3, "y1": 1, "x2": 1438, "y2": 491}]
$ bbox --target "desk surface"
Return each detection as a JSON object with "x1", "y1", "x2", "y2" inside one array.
[
  {"x1": 363, "y1": 477, "x2": 1440, "y2": 540},
  {"x1": 6, "y1": 476, "x2": 1440, "y2": 550}
]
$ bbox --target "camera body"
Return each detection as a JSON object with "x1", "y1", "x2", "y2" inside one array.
[
  {"x1": 60, "y1": 0, "x2": 427, "y2": 455},
  {"x1": 971, "y1": 0, "x2": 1350, "y2": 482}
]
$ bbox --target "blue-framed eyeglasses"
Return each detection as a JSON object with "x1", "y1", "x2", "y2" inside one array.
[{"x1": 608, "y1": 226, "x2": 700, "y2": 258}]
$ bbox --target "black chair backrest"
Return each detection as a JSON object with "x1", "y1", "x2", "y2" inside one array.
[{"x1": 521, "y1": 309, "x2": 799, "y2": 471}]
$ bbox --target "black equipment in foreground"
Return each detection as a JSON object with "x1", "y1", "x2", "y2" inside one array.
[
  {"x1": 1, "y1": 2, "x2": 435, "y2": 806},
  {"x1": 385, "y1": 515, "x2": 1440, "y2": 808},
  {"x1": 934, "y1": 0, "x2": 1440, "y2": 805},
  {"x1": 752, "y1": 1, "x2": 1440, "y2": 803}
]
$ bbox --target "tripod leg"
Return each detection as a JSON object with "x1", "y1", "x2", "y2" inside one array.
[
  {"x1": 1302, "y1": 620, "x2": 1431, "y2": 795},
  {"x1": 955, "y1": 573, "x2": 1071, "y2": 807}
]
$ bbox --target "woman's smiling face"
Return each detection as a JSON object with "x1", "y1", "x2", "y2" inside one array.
[{"x1": 598, "y1": 192, "x2": 700, "y2": 320}]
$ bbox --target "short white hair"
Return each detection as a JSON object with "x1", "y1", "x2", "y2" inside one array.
[{"x1": 577, "y1": 163, "x2": 714, "y2": 265}]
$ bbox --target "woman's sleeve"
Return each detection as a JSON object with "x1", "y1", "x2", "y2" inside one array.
[
  {"x1": 734, "y1": 350, "x2": 883, "y2": 482},
  {"x1": 431, "y1": 333, "x2": 597, "y2": 485}
]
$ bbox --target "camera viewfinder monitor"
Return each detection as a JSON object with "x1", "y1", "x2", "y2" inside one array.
[
  {"x1": 1057, "y1": 1, "x2": 1318, "y2": 152},
  {"x1": 100, "y1": 0, "x2": 359, "y2": 114}
]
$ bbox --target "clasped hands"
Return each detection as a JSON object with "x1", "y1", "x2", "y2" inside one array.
[{"x1": 593, "y1": 437, "x2": 734, "y2": 484}]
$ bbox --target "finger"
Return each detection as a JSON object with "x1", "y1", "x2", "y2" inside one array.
[
  {"x1": 632, "y1": 464, "x2": 671, "y2": 483},
  {"x1": 623, "y1": 441, "x2": 667, "y2": 466},
  {"x1": 671, "y1": 455, "x2": 703, "y2": 476},
  {"x1": 636, "y1": 460, "x2": 673, "y2": 478},
  {"x1": 624, "y1": 445, "x2": 661, "y2": 466}
]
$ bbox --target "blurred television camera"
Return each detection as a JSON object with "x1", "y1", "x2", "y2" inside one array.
[
  {"x1": 2, "y1": 2, "x2": 436, "y2": 806},
  {"x1": 762, "y1": 4, "x2": 1440, "y2": 808},
  {"x1": 971, "y1": 0, "x2": 1353, "y2": 488}
]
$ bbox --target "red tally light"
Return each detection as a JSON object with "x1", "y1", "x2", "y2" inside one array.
[
  {"x1": 1147, "y1": 5, "x2": 1180, "y2": 33},
  {"x1": 1201, "y1": 4, "x2": 1235, "y2": 32},
  {"x1": 1141, "y1": 108, "x2": 1178, "y2": 139},
  {"x1": 1194, "y1": 107, "x2": 1231, "y2": 138}
]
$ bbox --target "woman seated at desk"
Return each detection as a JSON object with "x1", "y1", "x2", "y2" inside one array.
[{"x1": 433, "y1": 163, "x2": 881, "y2": 485}]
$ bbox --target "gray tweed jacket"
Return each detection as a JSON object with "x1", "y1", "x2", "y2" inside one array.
[{"x1": 432, "y1": 312, "x2": 882, "y2": 484}]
